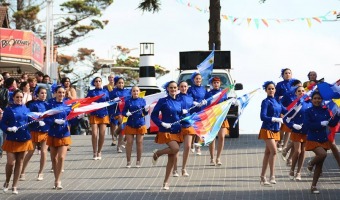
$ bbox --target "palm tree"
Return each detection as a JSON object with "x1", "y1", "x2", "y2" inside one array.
[{"x1": 138, "y1": 0, "x2": 221, "y2": 50}]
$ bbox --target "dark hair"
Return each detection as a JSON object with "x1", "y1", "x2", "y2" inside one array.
[
  {"x1": 1, "y1": 71, "x2": 9, "y2": 78},
  {"x1": 294, "y1": 86, "x2": 304, "y2": 93},
  {"x1": 307, "y1": 71, "x2": 317, "y2": 79},
  {"x1": 178, "y1": 80, "x2": 188, "y2": 86},
  {"x1": 61, "y1": 77, "x2": 70, "y2": 85},
  {"x1": 162, "y1": 81, "x2": 177, "y2": 94},
  {"x1": 290, "y1": 79, "x2": 301, "y2": 87},
  {"x1": 262, "y1": 81, "x2": 275, "y2": 90},
  {"x1": 311, "y1": 91, "x2": 322, "y2": 99},
  {"x1": 53, "y1": 85, "x2": 65, "y2": 93},
  {"x1": 43, "y1": 75, "x2": 50, "y2": 79},
  {"x1": 190, "y1": 72, "x2": 201, "y2": 84},
  {"x1": 114, "y1": 76, "x2": 124, "y2": 85},
  {"x1": 280, "y1": 68, "x2": 291, "y2": 77},
  {"x1": 35, "y1": 71, "x2": 44, "y2": 77},
  {"x1": 91, "y1": 77, "x2": 102, "y2": 86},
  {"x1": 34, "y1": 86, "x2": 47, "y2": 97},
  {"x1": 19, "y1": 81, "x2": 29, "y2": 90},
  {"x1": 12, "y1": 89, "x2": 23, "y2": 97},
  {"x1": 4, "y1": 77, "x2": 15, "y2": 88}
]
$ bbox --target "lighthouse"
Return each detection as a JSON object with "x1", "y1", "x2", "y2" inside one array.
[{"x1": 138, "y1": 42, "x2": 161, "y2": 95}]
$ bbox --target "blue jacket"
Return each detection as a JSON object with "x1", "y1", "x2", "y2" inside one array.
[
  {"x1": 275, "y1": 80, "x2": 292, "y2": 101},
  {"x1": 44, "y1": 99, "x2": 71, "y2": 138},
  {"x1": 178, "y1": 93, "x2": 194, "y2": 128},
  {"x1": 28, "y1": 100, "x2": 49, "y2": 132},
  {"x1": 281, "y1": 87, "x2": 297, "y2": 107},
  {"x1": 260, "y1": 96, "x2": 287, "y2": 132},
  {"x1": 284, "y1": 99, "x2": 312, "y2": 134},
  {"x1": 86, "y1": 88, "x2": 110, "y2": 118},
  {"x1": 188, "y1": 85, "x2": 206, "y2": 114},
  {"x1": 151, "y1": 96, "x2": 182, "y2": 134},
  {"x1": 0, "y1": 104, "x2": 31, "y2": 142},
  {"x1": 122, "y1": 97, "x2": 148, "y2": 128},
  {"x1": 109, "y1": 88, "x2": 131, "y2": 117},
  {"x1": 205, "y1": 88, "x2": 227, "y2": 104},
  {"x1": 304, "y1": 105, "x2": 340, "y2": 143}
]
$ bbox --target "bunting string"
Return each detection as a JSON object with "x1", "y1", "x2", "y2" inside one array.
[{"x1": 175, "y1": 0, "x2": 340, "y2": 28}]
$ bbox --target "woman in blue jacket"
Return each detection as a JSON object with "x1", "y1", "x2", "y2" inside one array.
[
  {"x1": 283, "y1": 86, "x2": 312, "y2": 181},
  {"x1": 187, "y1": 72, "x2": 207, "y2": 155},
  {"x1": 177, "y1": 80, "x2": 194, "y2": 177},
  {"x1": 1, "y1": 90, "x2": 33, "y2": 194},
  {"x1": 109, "y1": 76, "x2": 131, "y2": 153},
  {"x1": 275, "y1": 68, "x2": 294, "y2": 152},
  {"x1": 45, "y1": 86, "x2": 71, "y2": 190},
  {"x1": 20, "y1": 86, "x2": 49, "y2": 181},
  {"x1": 258, "y1": 81, "x2": 287, "y2": 186},
  {"x1": 122, "y1": 86, "x2": 148, "y2": 168},
  {"x1": 86, "y1": 77, "x2": 110, "y2": 160},
  {"x1": 304, "y1": 92, "x2": 340, "y2": 194},
  {"x1": 204, "y1": 77, "x2": 228, "y2": 166},
  {"x1": 151, "y1": 81, "x2": 185, "y2": 190}
]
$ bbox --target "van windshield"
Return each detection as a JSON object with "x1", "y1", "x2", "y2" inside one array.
[{"x1": 179, "y1": 73, "x2": 232, "y2": 89}]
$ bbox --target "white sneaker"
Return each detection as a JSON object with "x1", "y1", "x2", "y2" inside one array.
[
  {"x1": 173, "y1": 170, "x2": 179, "y2": 177},
  {"x1": 117, "y1": 147, "x2": 123, "y2": 153}
]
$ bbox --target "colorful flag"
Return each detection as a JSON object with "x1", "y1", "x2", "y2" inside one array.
[
  {"x1": 66, "y1": 101, "x2": 117, "y2": 120},
  {"x1": 203, "y1": 85, "x2": 233, "y2": 110},
  {"x1": 197, "y1": 46, "x2": 214, "y2": 81},
  {"x1": 232, "y1": 88, "x2": 261, "y2": 128},
  {"x1": 185, "y1": 99, "x2": 233, "y2": 146},
  {"x1": 144, "y1": 91, "x2": 167, "y2": 131},
  {"x1": 27, "y1": 104, "x2": 72, "y2": 120},
  {"x1": 317, "y1": 80, "x2": 340, "y2": 100},
  {"x1": 64, "y1": 94, "x2": 104, "y2": 106}
]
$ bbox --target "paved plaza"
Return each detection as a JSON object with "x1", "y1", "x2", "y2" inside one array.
[{"x1": 0, "y1": 134, "x2": 339, "y2": 200}]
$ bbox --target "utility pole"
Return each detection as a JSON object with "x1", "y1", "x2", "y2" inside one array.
[{"x1": 45, "y1": 0, "x2": 53, "y2": 76}]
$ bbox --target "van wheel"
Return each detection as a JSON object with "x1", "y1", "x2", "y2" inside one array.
[{"x1": 228, "y1": 118, "x2": 239, "y2": 138}]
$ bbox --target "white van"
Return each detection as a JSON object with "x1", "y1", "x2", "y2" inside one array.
[{"x1": 177, "y1": 51, "x2": 243, "y2": 138}]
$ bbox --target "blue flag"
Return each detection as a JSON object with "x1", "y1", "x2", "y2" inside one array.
[{"x1": 197, "y1": 48, "x2": 214, "y2": 81}]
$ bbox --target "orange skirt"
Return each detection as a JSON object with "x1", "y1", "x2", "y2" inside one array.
[
  {"x1": 124, "y1": 125, "x2": 147, "y2": 135},
  {"x1": 221, "y1": 120, "x2": 229, "y2": 129},
  {"x1": 47, "y1": 136, "x2": 72, "y2": 147},
  {"x1": 290, "y1": 132, "x2": 307, "y2": 143},
  {"x1": 280, "y1": 123, "x2": 291, "y2": 132},
  {"x1": 89, "y1": 115, "x2": 110, "y2": 125},
  {"x1": 155, "y1": 132, "x2": 183, "y2": 144},
  {"x1": 258, "y1": 128, "x2": 280, "y2": 141},
  {"x1": 31, "y1": 131, "x2": 48, "y2": 143},
  {"x1": 181, "y1": 126, "x2": 196, "y2": 136},
  {"x1": 305, "y1": 140, "x2": 331, "y2": 151},
  {"x1": 2, "y1": 140, "x2": 34, "y2": 153}
]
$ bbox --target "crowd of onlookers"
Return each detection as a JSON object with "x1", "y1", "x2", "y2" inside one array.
[{"x1": 0, "y1": 71, "x2": 90, "y2": 158}]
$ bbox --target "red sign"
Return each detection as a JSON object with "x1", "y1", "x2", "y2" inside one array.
[{"x1": 0, "y1": 28, "x2": 44, "y2": 71}]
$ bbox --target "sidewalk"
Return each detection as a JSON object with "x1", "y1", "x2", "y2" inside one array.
[{"x1": 0, "y1": 134, "x2": 339, "y2": 200}]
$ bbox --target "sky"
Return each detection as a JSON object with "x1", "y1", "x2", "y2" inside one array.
[{"x1": 55, "y1": 0, "x2": 340, "y2": 133}]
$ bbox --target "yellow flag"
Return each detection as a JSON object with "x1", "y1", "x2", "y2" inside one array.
[
  {"x1": 333, "y1": 99, "x2": 340, "y2": 107},
  {"x1": 306, "y1": 18, "x2": 312, "y2": 28},
  {"x1": 139, "y1": 91, "x2": 146, "y2": 98}
]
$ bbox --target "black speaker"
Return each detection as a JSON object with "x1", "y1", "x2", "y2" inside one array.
[{"x1": 179, "y1": 51, "x2": 231, "y2": 70}]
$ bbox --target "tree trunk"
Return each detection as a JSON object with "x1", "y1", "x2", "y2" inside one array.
[
  {"x1": 15, "y1": 0, "x2": 24, "y2": 29},
  {"x1": 209, "y1": 0, "x2": 221, "y2": 50}
]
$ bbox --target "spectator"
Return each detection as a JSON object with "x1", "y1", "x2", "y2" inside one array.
[
  {"x1": 21, "y1": 73, "x2": 29, "y2": 82},
  {"x1": 19, "y1": 82, "x2": 32, "y2": 105},
  {"x1": 28, "y1": 77, "x2": 37, "y2": 93},
  {"x1": 35, "y1": 71, "x2": 44, "y2": 83},
  {"x1": 1, "y1": 72, "x2": 10, "y2": 80},
  {"x1": 42, "y1": 75, "x2": 51, "y2": 84}
]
